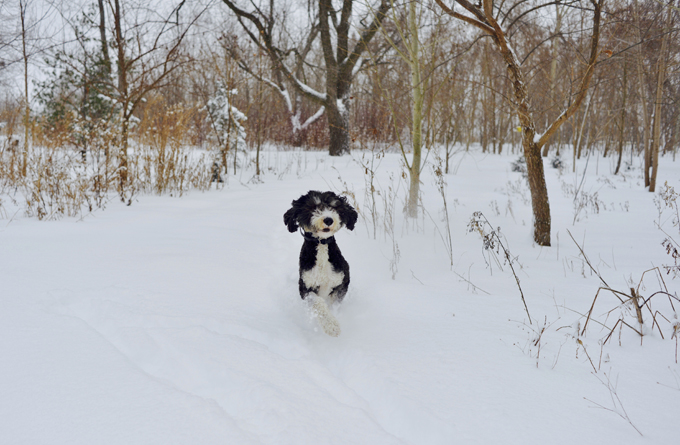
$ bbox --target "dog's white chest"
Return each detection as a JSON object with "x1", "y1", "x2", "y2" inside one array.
[{"x1": 302, "y1": 244, "x2": 344, "y2": 299}]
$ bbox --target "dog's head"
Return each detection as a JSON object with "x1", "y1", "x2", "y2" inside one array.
[{"x1": 283, "y1": 191, "x2": 358, "y2": 239}]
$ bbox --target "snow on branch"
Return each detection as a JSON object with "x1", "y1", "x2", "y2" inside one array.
[{"x1": 299, "y1": 106, "x2": 326, "y2": 131}]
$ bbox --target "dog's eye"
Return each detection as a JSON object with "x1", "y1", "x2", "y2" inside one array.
[{"x1": 330, "y1": 200, "x2": 338, "y2": 207}]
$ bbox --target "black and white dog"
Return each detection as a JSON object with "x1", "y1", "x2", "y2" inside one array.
[{"x1": 284, "y1": 191, "x2": 358, "y2": 336}]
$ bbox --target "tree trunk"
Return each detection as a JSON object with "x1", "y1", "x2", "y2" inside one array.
[
  {"x1": 405, "y1": 0, "x2": 424, "y2": 217},
  {"x1": 20, "y1": 0, "x2": 29, "y2": 177},
  {"x1": 666, "y1": 111, "x2": 680, "y2": 160},
  {"x1": 119, "y1": 117, "x2": 129, "y2": 193},
  {"x1": 648, "y1": 1, "x2": 672, "y2": 192},
  {"x1": 327, "y1": 98, "x2": 350, "y2": 156},
  {"x1": 497, "y1": 40, "x2": 551, "y2": 245},
  {"x1": 81, "y1": 74, "x2": 89, "y2": 162},
  {"x1": 525, "y1": 140, "x2": 551, "y2": 246},
  {"x1": 98, "y1": 0, "x2": 110, "y2": 71},
  {"x1": 113, "y1": 0, "x2": 129, "y2": 188},
  {"x1": 543, "y1": 5, "x2": 562, "y2": 158},
  {"x1": 113, "y1": 0, "x2": 126, "y2": 95},
  {"x1": 634, "y1": 0, "x2": 652, "y2": 187},
  {"x1": 614, "y1": 59, "x2": 627, "y2": 175},
  {"x1": 575, "y1": 93, "x2": 593, "y2": 160},
  {"x1": 465, "y1": 82, "x2": 477, "y2": 151},
  {"x1": 481, "y1": 43, "x2": 490, "y2": 153}
]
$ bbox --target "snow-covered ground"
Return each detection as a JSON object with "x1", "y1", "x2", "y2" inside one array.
[{"x1": 1, "y1": 146, "x2": 679, "y2": 444}]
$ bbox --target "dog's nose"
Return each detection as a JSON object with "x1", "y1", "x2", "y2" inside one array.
[{"x1": 323, "y1": 217, "x2": 333, "y2": 226}]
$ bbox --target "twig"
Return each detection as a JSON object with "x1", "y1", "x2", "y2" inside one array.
[
  {"x1": 585, "y1": 372, "x2": 643, "y2": 436},
  {"x1": 453, "y1": 271, "x2": 490, "y2": 295},
  {"x1": 469, "y1": 212, "x2": 531, "y2": 323},
  {"x1": 410, "y1": 270, "x2": 424, "y2": 285},
  {"x1": 5, "y1": 208, "x2": 21, "y2": 227},
  {"x1": 577, "y1": 339, "x2": 598, "y2": 373},
  {"x1": 582, "y1": 286, "x2": 628, "y2": 336},
  {"x1": 567, "y1": 229, "x2": 609, "y2": 287}
]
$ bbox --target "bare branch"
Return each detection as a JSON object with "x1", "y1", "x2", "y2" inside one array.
[{"x1": 537, "y1": 0, "x2": 603, "y2": 149}]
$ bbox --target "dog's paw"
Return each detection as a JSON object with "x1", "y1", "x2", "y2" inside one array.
[
  {"x1": 320, "y1": 315, "x2": 341, "y2": 337},
  {"x1": 311, "y1": 296, "x2": 341, "y2": 337}
]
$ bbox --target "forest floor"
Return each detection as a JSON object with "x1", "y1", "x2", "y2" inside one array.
[{"x1": 1, "y1": 145, "x2": 679, "y2": 444}]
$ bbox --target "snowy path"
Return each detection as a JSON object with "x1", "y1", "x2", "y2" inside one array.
[{"x1": 2, "y1": 151, "x2": 679, "y2": 444}]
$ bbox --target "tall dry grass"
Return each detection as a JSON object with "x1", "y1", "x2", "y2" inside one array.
[{"x1": 0, "y1": 95, "x2": 220, "y2": 220}]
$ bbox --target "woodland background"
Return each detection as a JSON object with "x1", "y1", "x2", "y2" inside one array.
[{"x1": 0, "y1": 0, "x2": 678, "y2": 222}]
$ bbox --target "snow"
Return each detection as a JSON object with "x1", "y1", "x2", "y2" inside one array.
[
  {"x1": 506, "y1": 41, "x2": 520, "y2": 66},
  {"x1": 1, "y1": 147, "x2": 679, "y2": 444},
  {"x1": 351, "y1": 56, "x2": 364, "y2": 77},
  {"x1": 337, "y1": 98, "x2": 347, "y2": 116},
  {"x1": 278, "y1": 86, "x2": 294, "y2": 115},
  {"x1": 299, "y1": 106, "x2": 326, "y2": 131},
  {"x1": 296, "y1": 81, "x2": 327, "y2": 103}
]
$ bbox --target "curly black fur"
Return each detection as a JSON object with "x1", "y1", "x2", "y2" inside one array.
[
  {"x1": 283, "y1": 191, "x2": 357, "y2": 233},
  {"x1": 283, "y1": 191, "x2": 357, "y2": 301},
  {"x1": 297, "y1": 237, "x2": 351, "y2": 301}
]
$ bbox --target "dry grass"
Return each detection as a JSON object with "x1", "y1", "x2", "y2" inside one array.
[
  {"x1": 570, "y1": 230, "x2": 679, "y2": 361},
  {"x1": 0, "y1": 95, "x2": 223, "y2": 220}
]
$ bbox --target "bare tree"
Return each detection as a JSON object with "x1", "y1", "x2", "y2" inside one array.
[
  {"x1": 648, "y1": 0, "x2": 674, "y2": 192},
  {"x1": 633, "y1": 0, "x2": 652, "y2": 187},
  {"x1": 220, "y1": 0, "x2": 391, "y2": 156},
  {"x1": 372, "y1": 1, "x2": 448, "y2": 217},
  {"x1": 107, "y1": 0, "x2": 205, "y2": 191},
  {"x1": 217, "y1": 12, "x2": 323, "y2": 147},
  {"x1": 434, "y1": 0, "x2": 604, "y2": 246},
  {"x1": 1, "y1": 0, "x2": 58, "y2": 176},
  {"x1": 404, "y1": 0, "x2": 425, "y2": 217}
]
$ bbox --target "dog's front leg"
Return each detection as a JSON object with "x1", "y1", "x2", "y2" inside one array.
[
  {"x1": 301, "y1": 280, "x2": 341, "y2": 337},
  {"x1": 299, "y1": 243, "x2": 341, "y2": 336},
  {"x1": 309, "y1": 294, "x2": 341, "y2": 337}
]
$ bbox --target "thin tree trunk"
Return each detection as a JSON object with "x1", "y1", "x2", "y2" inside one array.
[
  {"x1": 615, "y1": 59, "x2": 627, "y2": 175},
  {"x1": 81, "y1": 73, "x2": 89, "y2": 162},
  {"x1": 543, "y1": 4, "x2": 563, "y2": 157},
  {"x1": 406, "y1": 0, "x2": 424, "y2": 217},
  {"x1": 667, "y1": 111, "x2": 680, "y2": 160},
  {"x1": 634, "y1": 0, "x2": 651, "y2": 187},
  {"x1": 113, "y1": 0, "x2": 126, "y2": 98},
  {"x1": 575, "y1": 93, "x2": 593, "y2": 160},
  {"x1": 98, "y1": 0, "x2": 110, "y2": 70},
  {"x1": 465, "y1": 80, "x2": 477, "y2": 151},
  {"x1": 603, "y1": 134, "x2": 611, "y2": 158},
  {"x1": 572, "y1": 120, "x2": 578, "y2": 172},
  {"x1": 119, "y1": 117, "x2": 129, "y2": 193},
  {"x1": 113, "y1": 0, "x2": 129, "y2": 189},
  {"x1": 649, "y1": 0, "x2": 672, "y2": 192},
  {"x1": 481, "y1": 43, "x2": 490, "y2": 153},
  {"x1": 20, "y1": 0, "x2": 29, "y2": 177},
  {"x1": 445, "y1": 132, "x2": 450, "y2": 174}
]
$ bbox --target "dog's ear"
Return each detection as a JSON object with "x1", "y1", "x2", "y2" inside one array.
[
  {"x1": 283, "y1": 201, "x2": 300, "y2": 233},
  {"x1": 338, "y1": 197, "x2": 358, "y2": 231}
]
